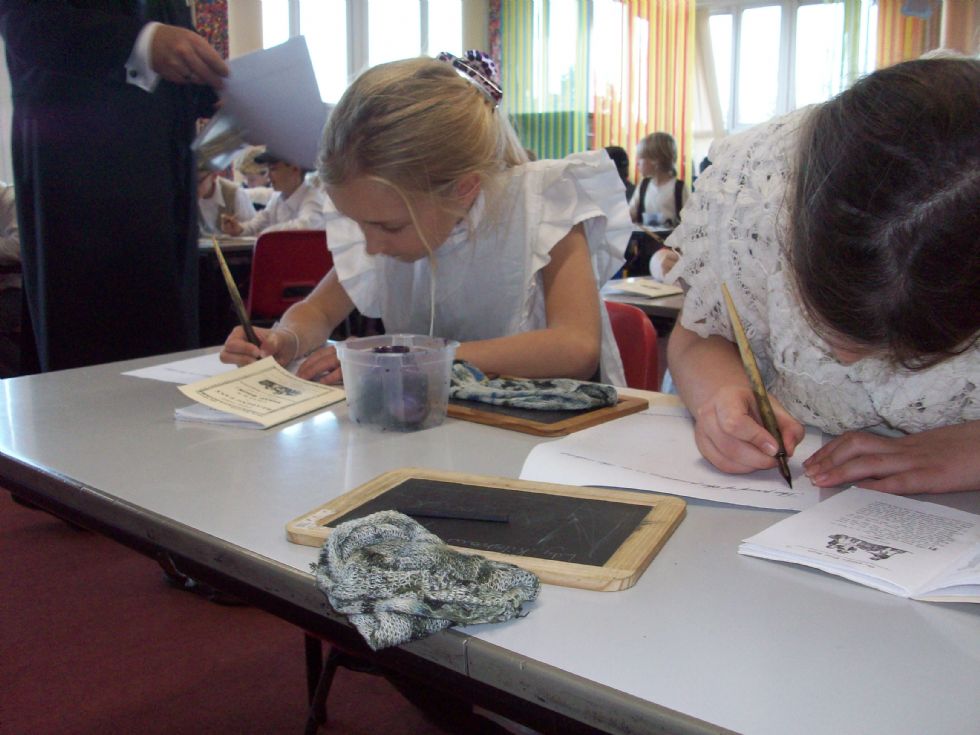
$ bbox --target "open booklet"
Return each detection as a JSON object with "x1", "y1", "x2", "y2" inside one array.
[
  {"x1": 177, "y1": 357, "x2": 345, "y2": 429},
  {"x1": 739, "y1": 487, "x2": 980, "y2": 603}
]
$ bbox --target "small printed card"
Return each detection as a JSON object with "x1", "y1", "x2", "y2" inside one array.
[
  {"x1": 177, "y1": 357, "x2": 345, "y2": 429},
  {"x1": 607, "y1": 278, "x2": 683, "y2": 299}
]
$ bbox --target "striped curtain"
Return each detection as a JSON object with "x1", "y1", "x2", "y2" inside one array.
[
  {"x1": 876, "y1": 0, "x2": 940, "y2": 68},
  {"x1": 592, "y1": 0, "x2": 695, "y2": 183},
  {"x1": 498, "y1": 0, "x2": 592, "y2": 159}
]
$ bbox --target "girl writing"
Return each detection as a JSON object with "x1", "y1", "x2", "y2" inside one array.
[
  {"x1": 667, "y1": 57, "x2": 980, "y2": 495},
  {"x1": 220, "y1": 52, "x2": 630, "y2": 386}
]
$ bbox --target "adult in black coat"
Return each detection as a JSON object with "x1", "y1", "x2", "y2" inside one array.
[{"x1": 0, "y1": 1, "x2": 227, "y2": 372}]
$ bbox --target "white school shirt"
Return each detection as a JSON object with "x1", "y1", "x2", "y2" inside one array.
[
  {"x1": 629, "y1": 176, "x2": 688, "y2": 226},
  {"x1": 198, "y1": 179, "x2": 256, "y2": 235},
  {"x1": 326, "y1": 151, "x2": 631, "y2": 386},
  {"x1": 240, "y1": 182, "x2": 326, "y2": 236}
]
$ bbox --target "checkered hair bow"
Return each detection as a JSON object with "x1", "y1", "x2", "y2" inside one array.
[{"x1": 437, "y1": 50, "x2": 503, "y2": 107}]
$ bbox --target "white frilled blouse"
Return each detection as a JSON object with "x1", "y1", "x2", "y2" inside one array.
[
  {"x1": 325, "y1": 151, "x2": 631, "y2": 386},
  {"x1": 668, "y1": 109, "x2": 979, "y2": 436}
]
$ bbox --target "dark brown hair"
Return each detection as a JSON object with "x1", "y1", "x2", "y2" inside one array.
[{"x1": 789, "y1": 58, "x2": 980, "y2": 369}]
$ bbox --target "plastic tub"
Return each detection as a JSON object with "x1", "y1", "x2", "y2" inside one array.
[{"x1": 335, "y1": 334, "x2": 460, "y2": 431}]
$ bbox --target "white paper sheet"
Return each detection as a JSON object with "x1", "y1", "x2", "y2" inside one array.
[
  {"x1": 196, "y1": 37, "x2": 331, "y2": 171},
  {"x1": 123, "y1": 353, "x2": 233, "y2": 385},
  {"x1": 520, "y1": 404, "x2": 830, "y2": 510}
]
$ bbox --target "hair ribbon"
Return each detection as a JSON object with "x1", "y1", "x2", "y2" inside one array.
[{"x1": 437, "y1": 50, "x2": 503, "y2": 107}]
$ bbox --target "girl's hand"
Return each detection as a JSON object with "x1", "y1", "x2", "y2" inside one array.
[
  {"x1": 220, "y1": 214, "x2": 243, "y2": 236},
  {"x1": 692, "y1": 384, "x2": 805, "y2": 475},
  {"x1": 804, "y1": 422, "x2": 980, "y2": 494},
  {"x1": 219, "y1": 326, "x2": 297, "y2": 367},
  {"x1": 295, "y1": 344, "x2": 344, "y2": 385}
]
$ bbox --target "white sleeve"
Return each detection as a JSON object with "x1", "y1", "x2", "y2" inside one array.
[
  {"x1": 124, "y1": 22, "x2": 162, "y2": 93},
  {"x1": 258, "y1": 187, "x2": 326, "y2": 233},
  {"x1": 234, "y1": 187, "x2": 256, "y2": 223},
  {"x1": 648, "y1": 249, "x2": 669, "y2": 281},
  {"x1": 240, "y1": 201, "x2": 274, "y2": 236}
]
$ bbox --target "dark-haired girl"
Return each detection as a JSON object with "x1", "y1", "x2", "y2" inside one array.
[{"x1": 667, "y1": 58, "x2": 980, "y2": 495}]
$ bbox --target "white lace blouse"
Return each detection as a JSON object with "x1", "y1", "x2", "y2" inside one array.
[
  {"x1": 667, "y1": 109, "x2": 979, "y2": 436},
  {"x1": 326, "y1": 151, "x2": 631, "y2": 385}
]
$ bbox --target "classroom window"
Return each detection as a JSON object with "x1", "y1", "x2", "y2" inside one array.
[
  {"x1": 427, "y1": 0, "x2": 464, "y2": 55},
  {"x1": 369, "y1": 0, "x2": 422, "y2": 65},
  {"x1": 736, "y1": 4, "x2": 781, "y2": 127},
  {"x1": 261, "y1": 0, "x2": 463, "y2": 103},
  {"x1": 300, "y1": 0, "x2": 348, "y2": 103},
  {"x1": 701, "y1": 0, "x2": 878, "y2": 132},
  {"x1": 261, "y1": 0, "x2": 290, "y2": 48},
  {"x1": 794, "y1": 1, "x2": 844, "y2": 107},
  {"x1": 708, "y1": 13, "x2": 733, "y2": 128}
]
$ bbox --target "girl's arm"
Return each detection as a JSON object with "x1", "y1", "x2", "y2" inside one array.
[
  {"x1": 803, "y1": 421, "x2": 980, "y2": 494},
  {"x1": 456, "y1": 223, "x2": 602, "y2": 380},
  {"x1": 668, "y1": 322, "x2": 805, "y2": 473},
  {"x1": 219, "y1": 268, "x2": 354, "y2": 383}
]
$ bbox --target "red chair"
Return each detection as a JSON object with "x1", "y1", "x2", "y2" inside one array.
[
  {"x1": 605, "y1": 300, "x2": 660, "y2": 391},
  {"x1": 245, "y1": 230, "x2": 332, "y2": 324}
]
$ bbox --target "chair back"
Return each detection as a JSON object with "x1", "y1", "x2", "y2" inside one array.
[
  {"x1": 605, "y1": 301, "x2": 660, "y2": 391},
  {"x1": 246, "y1": 230, "x2": 332, "y2": 322}
]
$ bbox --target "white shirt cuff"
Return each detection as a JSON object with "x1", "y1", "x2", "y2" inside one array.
[
  {"x1": 125, "y1": 22, "x2": 162, "y2": 92},
  {"x1": 648, "y1": 248, "x2": 669, "y2": 281}
]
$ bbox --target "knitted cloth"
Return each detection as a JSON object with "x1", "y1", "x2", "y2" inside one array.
[
  {"x1": 449, "y1": 360, "x2": 618, "y2": 410},
  {"x1": 314, "y1": 511, "x2": 540, "y2": 651}
]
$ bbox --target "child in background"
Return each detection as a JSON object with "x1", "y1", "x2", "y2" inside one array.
[
  {"x1": 666, "y1": 58, "x2": 980, "y2": 495},
  {"x1": 221, "y1": 151, "x2": 325, "y2": 237},
  {"x1": 234, "y1": 145, "x2": 274, "y2": 210},
  {"x1": 220, "y1": 52, "x2": 630, "y2": 385},
  {"x1": 629, "y1": 131, "x2": 688, "y2": 227},
  {"x1": 196, "y1": 164, "x2": 255, "y2": 235}
]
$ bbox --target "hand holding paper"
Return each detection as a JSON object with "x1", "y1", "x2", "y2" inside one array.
[{"x1": 193, "y1": 37, "x2": 331, "y2": 171}]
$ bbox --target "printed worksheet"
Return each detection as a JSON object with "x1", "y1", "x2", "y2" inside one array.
[{"x1": 739, "y1": 487, "x2": 980, "y2": 602}]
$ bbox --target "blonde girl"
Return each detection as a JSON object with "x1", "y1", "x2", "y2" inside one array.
[{"x1": 221, "y1": 52, "x2": 631, "y2": 386}]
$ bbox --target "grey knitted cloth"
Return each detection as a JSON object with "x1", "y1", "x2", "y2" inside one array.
[
  {"x1": 314, "y1": 511, "x2": 540, "y2": 651},
  {"x1": 449, "y1": 360, "x2": 617, "y2": 410}
]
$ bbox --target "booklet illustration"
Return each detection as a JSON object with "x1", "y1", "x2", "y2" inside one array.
[
  {"x1": 739, "y1": 487, "x2": 980, "y2": 603},
  {"x1": 177, "y1": 357, "x2": 345, "y2": 429}
]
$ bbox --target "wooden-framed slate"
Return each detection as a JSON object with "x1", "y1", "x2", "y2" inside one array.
[
  {"x1": 287, "y1": 467, "x2": 686, "y2": 591},
  {"x1": 446, "y1": 394, "x2": 649, "y2": 436}
]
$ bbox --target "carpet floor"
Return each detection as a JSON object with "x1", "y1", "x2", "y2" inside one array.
[{"x1": 0, "y1": 490, "x2": 454, "y2": 734}]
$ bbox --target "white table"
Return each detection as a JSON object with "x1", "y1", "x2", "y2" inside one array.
[{"x1": 2, "y1": 350, "x2": 978, "y2": 735}]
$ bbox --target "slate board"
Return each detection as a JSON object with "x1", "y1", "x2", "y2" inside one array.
[
  {"x1": 446, "y1": 394, "x2": 649, "y2": 436},
  {"x1": 286, "y1": 468, "x2": 686, "y2": 591}
]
